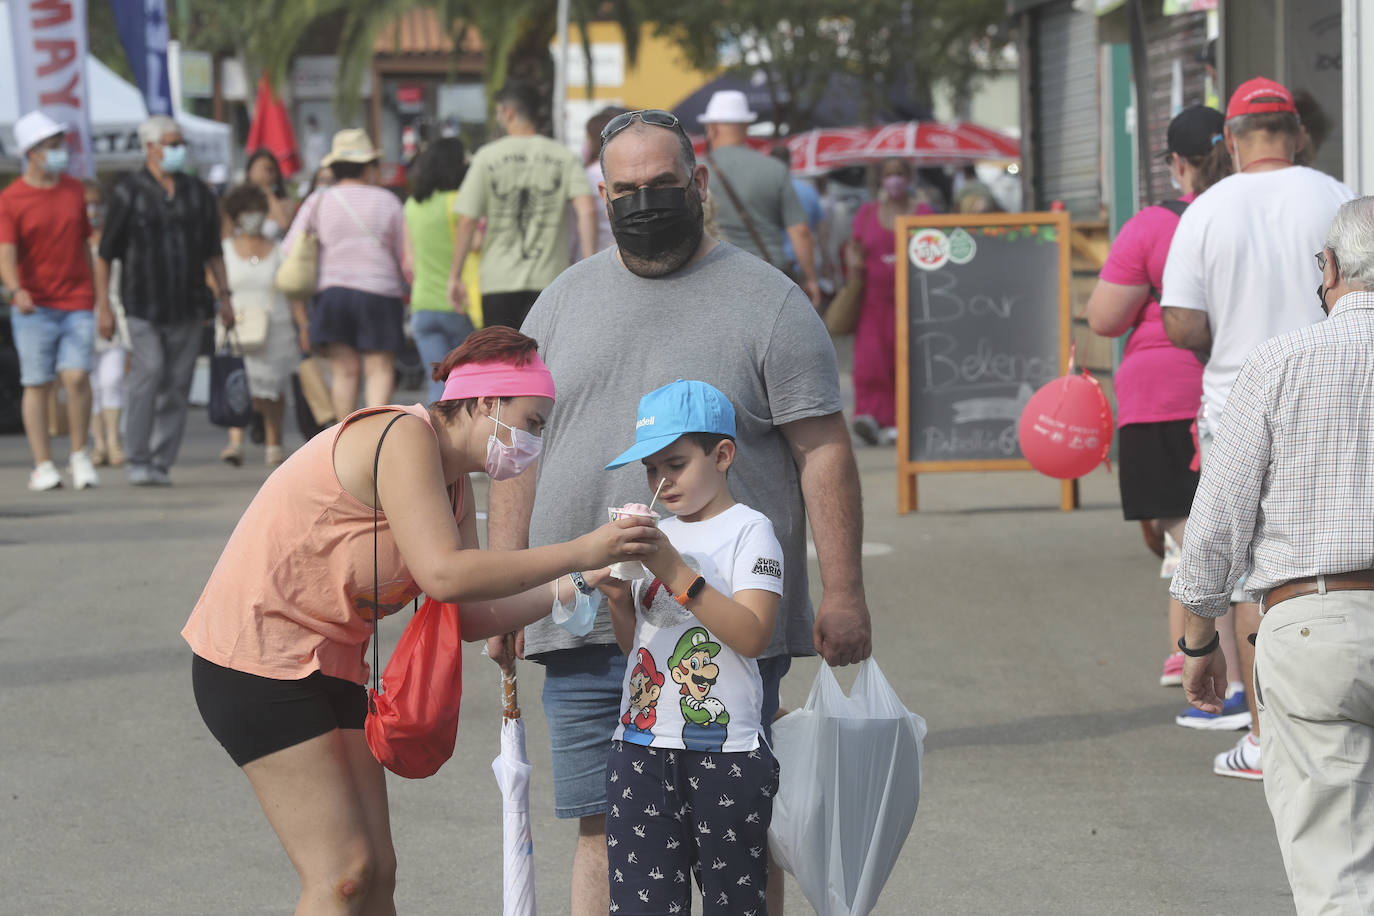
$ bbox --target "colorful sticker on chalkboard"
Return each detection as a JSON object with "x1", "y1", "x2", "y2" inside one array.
[
  {"x1": 947, "y1": 228, "x2": 976, "y2": 265},
  {"x1": 909, "y1": 229, "x2": 950, "y2": 271}
]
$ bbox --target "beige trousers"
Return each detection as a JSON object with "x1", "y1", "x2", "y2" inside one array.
[{"x1": 1256, "y1": 587, "x2": 1374, "y2": 915}]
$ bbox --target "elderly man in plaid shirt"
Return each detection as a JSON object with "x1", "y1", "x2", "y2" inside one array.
[{"x1": 1172, "y1": 196, "x2": 1374, "y2": 914}]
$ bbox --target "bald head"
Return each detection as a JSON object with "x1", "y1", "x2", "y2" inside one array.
[{"x1": 600, "y1": 120, "x2": 696, "y2": 191}]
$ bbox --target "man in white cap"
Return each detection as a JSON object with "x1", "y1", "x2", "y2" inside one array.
[
  {"x1": 96, "y1": 115, "x2": 232, "y2": 486},
  {"x1": 699, "y1": 89, "x2": 821, "y2": 306},
  {"x1": 0, "y1": 110, "x2": 100, "y2": 491}
]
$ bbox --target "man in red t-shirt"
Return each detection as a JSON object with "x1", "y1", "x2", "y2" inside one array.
[{"x1": 0, "y1": 110, "x2": 98, "y2": 491}]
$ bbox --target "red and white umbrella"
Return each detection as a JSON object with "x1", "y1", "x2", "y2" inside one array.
[{"x1": 691, "y1": 121, "x2": 1020, "y2": 176}]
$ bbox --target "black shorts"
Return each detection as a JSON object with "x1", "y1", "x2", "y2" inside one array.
[
  {"x1": 310, "y1": 286, "x2": 405, "y2": 354},
  {"x1": 480, "y1": 290, "x2": 541, "y2": 330},
  {"x1": 192, "y1": 654, "x2": 367, "y2": 767},
  {"x1": 1117, "y1": 419, "x2": 1200, "y2": 520}
]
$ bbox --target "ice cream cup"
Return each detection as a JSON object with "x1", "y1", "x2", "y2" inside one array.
[{"x1": 608, "y1": 505, "x2": 659, "y2": 580}]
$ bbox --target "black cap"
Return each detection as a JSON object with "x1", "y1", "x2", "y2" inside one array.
[
  {"x1": 1162, "y1": 105, "x2": 1225, "y2": 159},
  {"x1": 1196, "y1": 38, "x2": 1216, "y2": 68}
]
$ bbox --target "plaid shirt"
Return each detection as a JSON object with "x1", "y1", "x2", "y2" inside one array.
[{"x1": 1172, "y1": 290, "x2": 1374, "y2": 617}]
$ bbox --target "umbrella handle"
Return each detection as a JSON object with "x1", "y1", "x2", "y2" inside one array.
[{"x1": 502, "y1": 670, "x2": 521, "y2": 721}]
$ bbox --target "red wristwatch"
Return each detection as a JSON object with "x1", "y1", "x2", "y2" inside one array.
[{"x1": 674, "y1": 576, "x2": 706, "y2": 607}]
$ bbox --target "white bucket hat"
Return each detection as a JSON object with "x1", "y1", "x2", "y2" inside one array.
[
  {"x1": 14, "y1": 110, "x2": 67, "y2": 156},
  {"x1": 698, "y1": 90, "x2": 759, "y2": 125}
]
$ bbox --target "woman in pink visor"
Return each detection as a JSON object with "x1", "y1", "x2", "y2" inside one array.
[{"x1": 182, "y1": 325, "x2": 659, "y2": 913}]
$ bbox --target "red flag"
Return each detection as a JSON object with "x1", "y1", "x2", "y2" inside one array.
[{"x1": 246, "y1": 76, "x2": 301, "y2": 178}]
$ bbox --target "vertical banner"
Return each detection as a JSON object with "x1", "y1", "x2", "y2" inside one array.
[
  {"x1": 111, "y1": 0, "x2": 172, "y2": 116},
  {"x1": 6, "y1": 0, "x2": 95, "y2": 177}
]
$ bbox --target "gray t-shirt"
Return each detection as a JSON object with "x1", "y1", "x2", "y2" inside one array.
[
  {"x1": 706, "y1": 145, "x2": 807, "y2": 269},
  {"x1": 519, "y1": 241, "x2": 842, "y2": 659}
]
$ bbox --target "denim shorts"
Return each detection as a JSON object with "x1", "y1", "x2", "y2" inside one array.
[
  {"x1": 10, "y1": 305, "x2": 94, "y2": 386},
  {"x1": 539, "y1": 645, "x2": 792, "y2": 820}
]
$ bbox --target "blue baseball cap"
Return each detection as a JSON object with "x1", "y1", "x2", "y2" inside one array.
[{"x1": 605, "y1": 379, "x2": 737, "y2": 470}]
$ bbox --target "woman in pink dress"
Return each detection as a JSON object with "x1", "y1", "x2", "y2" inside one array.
[{"x1": 845, "y1": 158, "x2": 924, "y2": 445}]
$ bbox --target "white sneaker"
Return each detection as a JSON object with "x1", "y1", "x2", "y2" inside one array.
[
  {"x1": 69, "y1": 450, "x2": 99, "y2": 490},
  {"x1": 28, "y1": 460, "x2": 62, "y2": 491},
  {"x1": 1213, "y1": 732, "x2": 1263, "y2": 781}
]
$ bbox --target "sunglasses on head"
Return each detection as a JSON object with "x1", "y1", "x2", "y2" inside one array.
[{"x1": 600, "y1": 109, "x2": 684, "y2": 143}]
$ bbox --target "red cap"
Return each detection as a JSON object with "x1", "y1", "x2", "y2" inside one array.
[{"x1": 1226, "y1": 77, "x2": 1296, "y2": 120}]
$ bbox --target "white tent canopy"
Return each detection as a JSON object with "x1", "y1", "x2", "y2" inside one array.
[{"x1": 1, "y1": 2, "x2": 230, "y2": 173}]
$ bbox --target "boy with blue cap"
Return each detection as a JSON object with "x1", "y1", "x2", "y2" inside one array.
[{"x1": 597, "y1": 378, "x2": 784, "y2": 914}]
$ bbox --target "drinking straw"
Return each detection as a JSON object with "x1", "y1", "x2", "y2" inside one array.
[{"x1": 647, "y1": 477, "x2": 667, "y2": 514}]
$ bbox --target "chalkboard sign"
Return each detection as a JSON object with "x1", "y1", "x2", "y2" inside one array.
[{"x1": 895, "y1": 212, "x2": 1073, "y2": 513}]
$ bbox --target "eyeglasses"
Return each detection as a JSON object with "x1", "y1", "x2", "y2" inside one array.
[
  {"x1": 1316, "y1": 248, "x2": 1338, "y2": 272},
  {"x1": 600, "y1": 109, "x2": 684, "y2": 143}
]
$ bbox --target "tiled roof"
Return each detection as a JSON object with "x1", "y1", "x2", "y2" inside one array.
[{"x1": 372, "y1": 9, "x2": 484, "y2": 56}]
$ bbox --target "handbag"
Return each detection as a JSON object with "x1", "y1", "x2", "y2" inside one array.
[
  {"x1": 275, "y1": 191, "x2": 324, "y2": 299},
  {"x1": 207, "y1": 336, "x2": 254, "y2": 428},
  {"x1": 824, "y1": 276, "x2": 863, "y2": 336},
  {"x1": 364, "y1": 413, "x2": 465, "y2": 779},
  {"x1": 215, "y1": 305, "x2": 270, "y2": 352}
]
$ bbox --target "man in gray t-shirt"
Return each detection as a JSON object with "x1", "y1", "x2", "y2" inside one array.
[
  {"x1": 486, "y1": 108, "x2": 871, "y2": 916},
  {"x1": 699, "y1": 90, "x2": 822, "y2": 308}
]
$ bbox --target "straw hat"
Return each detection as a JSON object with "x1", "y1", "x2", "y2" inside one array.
[{"x1": 321, "y1": 128, "x2": 380, "y2": 166}]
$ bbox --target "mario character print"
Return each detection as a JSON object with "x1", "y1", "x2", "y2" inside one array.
[
  {"x1": 621, "y1": 648, "x2": 664, "y2": 745},
  {"x1": 669, "y1": 627, "x2": 729, "y2": 751}
]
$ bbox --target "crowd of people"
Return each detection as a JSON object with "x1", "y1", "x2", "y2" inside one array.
[
  {"x1": 1087, "y1": 75, "x2": 1374, "y2": 915},
  {"x1": 12, "y1": 69, "x2": 1368, "y2": 915}
]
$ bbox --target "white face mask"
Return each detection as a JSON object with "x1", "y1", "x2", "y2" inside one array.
[
  {"x1": 485, "y1": 401, "x2": 542, "y2": 480},
  {"x1": 236, "y1": 212, "x2": 267, "y2": 236},
  {"x1": 552, "y1": 582, "x2": 598, "y2": 636}
]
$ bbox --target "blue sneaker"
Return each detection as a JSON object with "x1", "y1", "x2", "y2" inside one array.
[{"x1": 1175, "y1": 686, "x2": 1252, "y2": 731}]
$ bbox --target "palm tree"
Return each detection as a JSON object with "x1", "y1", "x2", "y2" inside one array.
[{"x1": 246, "y1": 0, "x2": 645, "y2": 126}]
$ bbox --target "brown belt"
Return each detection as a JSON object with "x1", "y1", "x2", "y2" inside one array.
[{"x1": 1263, "y1": 570, "x2": 1374, "y2": 611}]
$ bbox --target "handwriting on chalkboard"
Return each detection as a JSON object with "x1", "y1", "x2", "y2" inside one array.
[{"x1": 903, "y1": 219, "x2": 1064, "y2": 466}]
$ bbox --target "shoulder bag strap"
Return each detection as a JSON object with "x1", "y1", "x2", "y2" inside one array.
[
  {"x1": 333, "y1": 189, "x2": 405, "y2": 278},
  {"x1": 371, "y1": 411, "x2": 410, "y2": 699},
  {"x1": 707, "y1": 153, "x2": 775, "y2": 267}
]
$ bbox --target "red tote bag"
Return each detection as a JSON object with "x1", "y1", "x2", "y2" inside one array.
[{"x1": 364, "y1": 413, "x2": 464, "y2": 779}]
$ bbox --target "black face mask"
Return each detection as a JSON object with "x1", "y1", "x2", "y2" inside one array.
[{"x1": 608, "y1": 186, "x2": 699, "y2": 258}]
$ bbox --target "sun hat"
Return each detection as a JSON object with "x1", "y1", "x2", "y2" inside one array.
[
  {"x1": 1226, "y1": 77, "x2": 1297, "y2": 120},
  {"x1": 698, "y1": 90, "x2": 759, "y2": 125},
  {"x1": 1161, "y1": 105, "x2": 1225, "y2": 159},
  {"x1": 605, "y1": 379, "x2": 737, "y2": 470},
  {"x1": 321, "y1": 128, "x2": 380, "y2": 166},
  {"x1": 14, "y1": 110, "x2": 67, "y2": 157}
]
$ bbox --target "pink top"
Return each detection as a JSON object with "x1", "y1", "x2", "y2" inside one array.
[
  {"x1": 1097, "y1": 196, "x2": 1204, "y2": 427},
  {"x1": 282, "y1": 185, "x2": 407, "y2": 298},
  {"x1": 182, "y1": 404, "x2": 464, "y2": 684}
]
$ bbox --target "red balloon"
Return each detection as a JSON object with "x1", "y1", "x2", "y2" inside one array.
[{"x1": 1017, "y1": 371, "x2": 1115, "y2": 479}]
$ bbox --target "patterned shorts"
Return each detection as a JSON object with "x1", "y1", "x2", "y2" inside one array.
[{"x1": 606, "y1": 739, "x2": 779, "y2": 915}]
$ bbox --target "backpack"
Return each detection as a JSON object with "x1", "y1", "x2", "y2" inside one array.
[{"x1": 364, "y1": 413, "x2": 465, "y2": 779}]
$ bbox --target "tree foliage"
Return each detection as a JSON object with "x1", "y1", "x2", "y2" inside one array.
[{"x1": 652, "y1": 0, "x2": 1011, "y2": 130}]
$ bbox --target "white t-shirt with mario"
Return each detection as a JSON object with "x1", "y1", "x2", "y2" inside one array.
[{"x1": 613, "y1": 503, "x2": 785, "y2": 753}]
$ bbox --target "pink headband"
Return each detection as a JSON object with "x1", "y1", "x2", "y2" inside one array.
[{"x1": 440, "y1": 356, "x2": 557, "y2": 402}]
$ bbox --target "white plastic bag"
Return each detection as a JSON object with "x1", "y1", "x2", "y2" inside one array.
[{"x1": 768, "y1": 658, "x2": 926, "y2": 916}]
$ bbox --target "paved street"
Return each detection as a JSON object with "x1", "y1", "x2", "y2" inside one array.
[{"x1": 0, "y1": 374, "x2": 1290, "y2": 915}]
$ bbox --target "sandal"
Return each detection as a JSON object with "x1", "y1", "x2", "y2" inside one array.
[{"x1": 220, "y1": 444, "x2": 243, "y2": 467}]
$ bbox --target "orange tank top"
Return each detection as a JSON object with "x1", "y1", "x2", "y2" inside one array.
[{"x1": 181, "y1": 404, "x2": 464, "y2": 684}]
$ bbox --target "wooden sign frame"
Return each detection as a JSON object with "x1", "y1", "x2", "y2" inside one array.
[{"x1": 895, "y1": 211, "x2": 1075, "y2": 513}]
